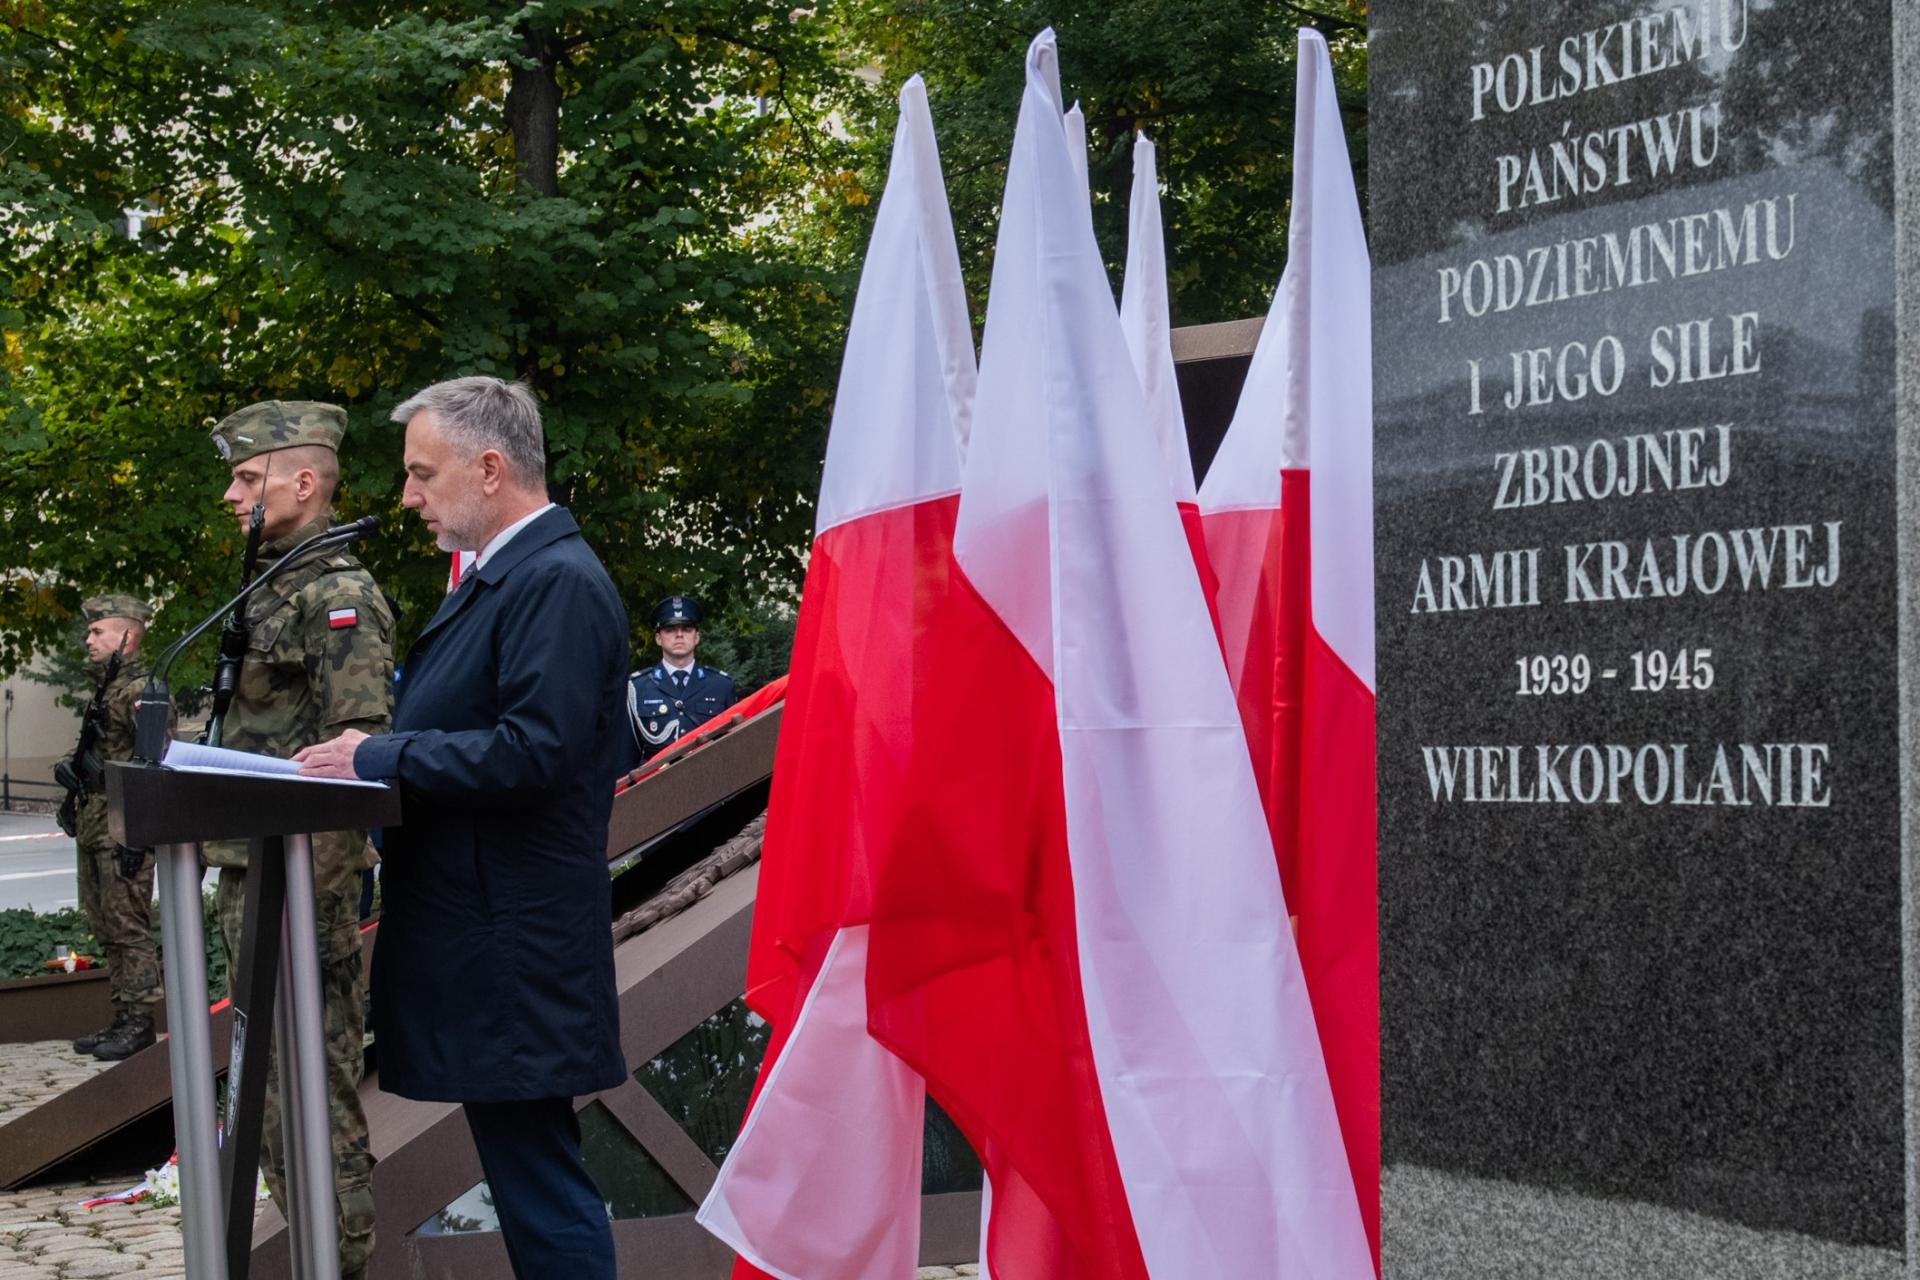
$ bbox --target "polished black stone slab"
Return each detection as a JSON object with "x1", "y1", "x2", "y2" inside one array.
[{"x1": 1371, "y1": 0, "x2": 1906, "y2": 1257}]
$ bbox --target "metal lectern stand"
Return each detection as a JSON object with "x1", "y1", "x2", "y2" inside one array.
[{"x1": 107, "y1": 762, "x2": 401, "y2": 1280}]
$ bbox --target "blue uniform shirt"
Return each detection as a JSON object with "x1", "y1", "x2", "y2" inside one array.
[{"x1": 627, "y1": 662, "x2": 738, "y2": 762}]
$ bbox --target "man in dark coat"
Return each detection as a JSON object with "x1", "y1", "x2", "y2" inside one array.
[
  {"x1": 626, "y1": 594, "x2": 738, "y2": 766},
  {"x1": 296, "y1": 376, "x2": 627, "y2": 1279}
]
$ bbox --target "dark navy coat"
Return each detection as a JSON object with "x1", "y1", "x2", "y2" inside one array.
[
  {"x1": 356, "y1": 507, "x2": 629, "y2": 1103},
  {"x1": 626, "y1": 662, "x2": 737, "y2": 764}
]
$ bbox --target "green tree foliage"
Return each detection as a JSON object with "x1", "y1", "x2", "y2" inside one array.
[
  {"x1": 825, "y1": 0, "x2": 1369, "y2": 328},
  {"x1": 1, "y1": 0, "x2": 859, "y2": 677},
  {"x1": 696, "y1": 595, "x2": 797, "y2": 694},
  {"x1": 1, "y1": 0, "x2": 1368, "y2": 688}
]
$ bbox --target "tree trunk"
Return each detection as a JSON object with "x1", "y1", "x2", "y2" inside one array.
[
  {"x1": 505, "y1": 32, "x2": 560, "y2": 198},
  {"x1": 505, "y1": 28, "x2": 561, "y2": 391}
]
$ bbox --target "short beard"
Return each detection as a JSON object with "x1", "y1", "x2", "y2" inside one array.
[{"x1": 432, "y1": 489, "x2": 491, "y2": 553}]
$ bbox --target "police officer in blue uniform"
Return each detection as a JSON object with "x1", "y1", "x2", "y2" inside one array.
[{"x1": 627, "y1": 595, "x2": 738, "y2": 764}]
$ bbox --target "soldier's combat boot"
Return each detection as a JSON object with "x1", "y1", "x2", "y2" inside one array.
[
  {"x1": 72, "y1": 1008, "x2": 129, "y2": 1055},
  {"x1": 91, "y1": 1010, "x2": 156, "y2": 1061}
]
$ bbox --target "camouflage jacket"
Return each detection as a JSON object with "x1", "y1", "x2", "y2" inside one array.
[
  {"x1": 73, "y1": 657, "x2": 154, "y2": 850},
  {"x1": 97, "y1": 656, "x2": 150, "y2": 772},
  {"x1": 204, "y1": 514, "x2": 395, "y2": 885}
]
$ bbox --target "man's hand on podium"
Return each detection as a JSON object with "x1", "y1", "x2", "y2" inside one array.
[{"x1": 293, "y1": 729, "x2": 370, "y2": 780}]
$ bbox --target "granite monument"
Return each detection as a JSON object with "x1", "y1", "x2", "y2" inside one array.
[{"x1": 1372, "y1": 2, "x2": 1916, "y2": 1273}]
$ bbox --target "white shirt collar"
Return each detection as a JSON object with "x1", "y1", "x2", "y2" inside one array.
[
  {"x1": 473, "y1": 503, "x2": 556, "y2": 572},
  {"x1": 660, "y1": 656, "x2": 696, "y2": 676}
]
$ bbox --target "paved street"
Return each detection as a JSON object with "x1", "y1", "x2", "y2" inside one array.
[
  {"x1": 0, "y1": 813, "x2": 77, "y2": 913},
  {"x1": 0, "y1": 812, "x2": 217, "y2": 915}
]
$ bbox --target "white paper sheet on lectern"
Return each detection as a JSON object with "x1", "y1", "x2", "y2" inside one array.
[{"x1": 161, "y1": 741, "x2": 388, "y2": 790}]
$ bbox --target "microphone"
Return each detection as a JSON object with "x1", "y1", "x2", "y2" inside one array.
[
  {"x1": 132, "y1": 515, "x2": 386, "y2": 762},
  {"x1": 327, "y1": 515, "x2": 380, "y2": 541}
]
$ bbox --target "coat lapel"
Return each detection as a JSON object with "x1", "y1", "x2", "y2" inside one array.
[
  {"x1": 414, "y1": 573, "x2": 481, "y2": 651},
  {"x1": 409, "y1": 507, "x2": 580, "y2": 654},
  {"x1": 474, "y1": 506, "x2": 577, "y2": 586}
]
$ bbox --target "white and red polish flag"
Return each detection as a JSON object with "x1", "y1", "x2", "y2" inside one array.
[
  {"x1": 865, "y1": 29, "x2": 1369, "y2": 1280},
  {"x1": 1196, "y1": 268, "x2": 1295, "y2": 854},
  {"x1": 1064, "y1": 101, "x2": 1091, "y2": 209},
  {"x1": 695, "y1": 73, "x2": 975, "y2": 1280},
  {"x1": 446, "y1": 549, "x2": 477, "y2": 592},
  {"x1": 1119, "y1": 131, "x2": 1219, "y2": 622},
  {"x1": 1197, "y1": 28, "x2": 1381, "y2": 1267}
]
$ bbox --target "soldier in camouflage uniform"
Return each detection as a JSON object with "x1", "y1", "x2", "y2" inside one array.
[
  {"x1": 69, "y1": 594, "x2": 166, "y2": 1061},
  {"x1": 208, "y1": 400, "x2": 393, "y2": 1280}
]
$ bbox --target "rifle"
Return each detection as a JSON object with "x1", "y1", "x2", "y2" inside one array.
[
  {"x1": 134, "y1": 513, "x2": 381, "y2": 763},
  {"x1": 205, "y1": 459, "x2": 269, "y2": 747},
  {"x1": 53, "y1": 639, "x2": 125, "y2": 838}
]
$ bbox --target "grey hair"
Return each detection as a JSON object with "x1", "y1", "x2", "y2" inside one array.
[{"x1": 391, "y1": 376, "x2": 547, "y2": 490}]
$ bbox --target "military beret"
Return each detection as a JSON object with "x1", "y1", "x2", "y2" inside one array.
[
  {"x1": 209, "y1": 400, "x2": 347, "y2": 466},
  {"x1": 82, "y1": 594, "x2": 153, "y2": 625},
  {"x1": 651, "y1": 595, "x2": 702, "y2": 629}
]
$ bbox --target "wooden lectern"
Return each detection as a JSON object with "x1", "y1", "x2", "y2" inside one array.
[{"x1": 107, "y1": 761, "x2": 401, "y2": 1280}]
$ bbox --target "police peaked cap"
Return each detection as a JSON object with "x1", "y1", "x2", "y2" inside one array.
[{"x1": 651, "y1": 596, "x2": 702, "y2": 629}]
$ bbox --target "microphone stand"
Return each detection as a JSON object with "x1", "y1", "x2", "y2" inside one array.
[
  {"x1": 206, "y1": 497, "x2": 268, "y2": 748},
  {"x1": 133, "y1": 517, "x2": 381, "y2": 763}
]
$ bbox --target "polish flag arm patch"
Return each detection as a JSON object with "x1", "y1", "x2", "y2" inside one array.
[{"x1": 328, "y1": 608, "x2": 359, "y2": 630}]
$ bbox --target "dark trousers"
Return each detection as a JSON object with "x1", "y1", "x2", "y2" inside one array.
[{"x1": 463, "y1": 1098, "x2": 614, "y2": 1279}]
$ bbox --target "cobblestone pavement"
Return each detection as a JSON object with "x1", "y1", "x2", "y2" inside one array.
[
  {"x1": 0, "y1": 1182, "x2": 183, "y2": 1279},
  {"x1": 0, "y1": 1175, "x2": 978, "y2": 1280},
  {"x1": 0, "y1": 1042, "x2": 115, "y2": 1129},
  {"x1": 0, "y1": 1028, "x2": 976, "y2": 1280}
]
